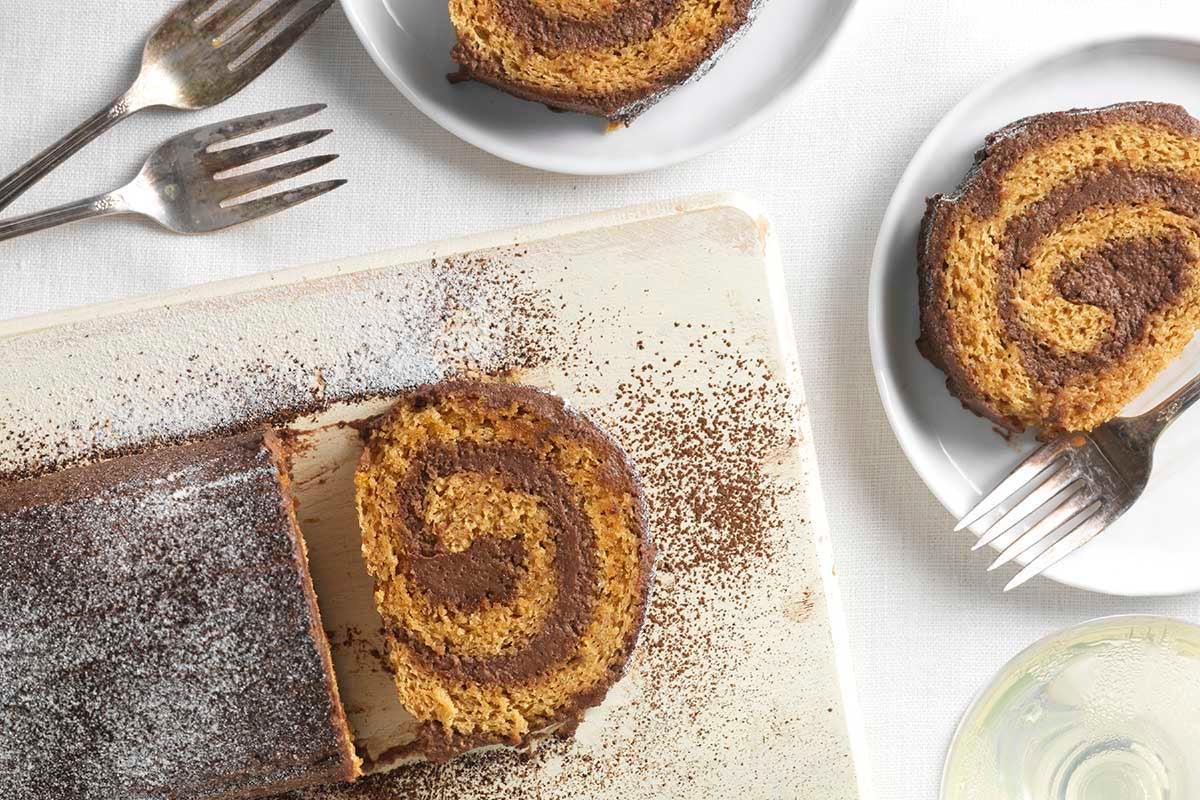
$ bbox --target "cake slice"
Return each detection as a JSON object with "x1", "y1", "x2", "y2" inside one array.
[
  {"x1": 0, "y1": 430, "x2": 360, "y2": 800},
  {"x1": 919, "y1": 102, "x2": 1200, "y2": 435},
  {"x1": 355, "y1": 382, "x2": 654, "y2": 761},
  {"x1": 448, "y1": 0, "x2": 764, "y2": 124}
]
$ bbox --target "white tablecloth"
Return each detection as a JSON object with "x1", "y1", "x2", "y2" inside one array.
[{"x1": 4, "y1": 1, "x2": 1200, "y2": 797}]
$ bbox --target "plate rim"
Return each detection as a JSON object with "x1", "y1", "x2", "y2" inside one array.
[
  {"x1": 338, "y1": 0, "x2": 859, "y2": 176},
  {"x1": 866, "y1": 32, "x2": 1200, "y2": 597}
]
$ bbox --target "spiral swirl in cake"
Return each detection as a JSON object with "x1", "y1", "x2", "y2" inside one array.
[
  {"x1": 355, "y1": 382, "x2": 653, "y2": 760},
  {"x1": 918, "y1": 102, "x2": 1200, "y2": 435},
  {"x1": 448, "y1": 0, "x2": 762, "y2": 123}
]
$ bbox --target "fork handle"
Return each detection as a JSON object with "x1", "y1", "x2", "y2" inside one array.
[
  {"x1": 0, "y1": 94, "x2": 143, "y2": 214},
  {"x1": 1141, "y1": 372, "x2": 1200, "y2": 436},
  {"x1": 0, "y1": 193, "x2": 127, "y2": 242}
]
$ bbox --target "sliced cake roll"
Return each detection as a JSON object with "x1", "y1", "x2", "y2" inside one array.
[
  {"x1": 448, "y1": 0, "x2": 764, "y2": 124},
  {"x1": 0, "y1": 431, "x2": 360, "y2": 800},
  {"x1": 355, "y1": 382, "x2": 654, "y2": 761},
  {"x1": 919, "y1": 102, "x2": 1200, "y2": 435}
]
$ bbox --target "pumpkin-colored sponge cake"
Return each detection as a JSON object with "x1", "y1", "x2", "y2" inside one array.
[
  {"x1": 355, "y1": 382, "x2": 654, "y2": 760},
  {"x1": 919, "y1": 102, "x2": 1200, "y2": 436},
  {"x1": 448, "y1": 0, "x2": 763, "y2": 124}
]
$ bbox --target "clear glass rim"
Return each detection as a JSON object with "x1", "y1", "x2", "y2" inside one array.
[{"x1": 939, "y1": 614, "x2": 1200, "y2": 800}]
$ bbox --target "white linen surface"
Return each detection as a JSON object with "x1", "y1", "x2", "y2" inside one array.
[{"x1": 3, "y1": 1, "x2": 1200, "y2": 797}]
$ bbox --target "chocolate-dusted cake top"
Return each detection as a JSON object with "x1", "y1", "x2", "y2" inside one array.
[
  {"x1": 0, "y1": 430, "x2": 358, "y2": 800},
  {"x1": 448, "y1": 0, "x2": 762, "y2": 123},
  {"x1": 917, "y1": 101, "x2": 1200, "y2": 434}
]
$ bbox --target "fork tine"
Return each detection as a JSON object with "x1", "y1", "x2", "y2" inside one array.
[
  {"x1": 205, "y1": 129, "x2": 332, "y2": 171},
  {"x1": 988, "y1": 491, "x2": 1097, "y2": 571},
  {"x1": 201, "y1": 104, "x2": 326, "y2": 145},
  {"x1": 955, "y1": 439, "x2": 1070, "y2": 532},
  {"x1": 220, "y1": 0, "x2": 304, "y2": 60},
  {"x1": 1005, "y1": 510, "x2": 1111, "y2": 591},
  {"x1": 218, "y1": 179, "x2": 346, "y2": 227},
  {"x1": 230, "y1": 0, "x2": 333, "y2": 75},
  {"x1": 198, "y1": 0, "x2": 260, "y2": 35},
  {"x1": 972, "y1": 460, "x2": 1074, "y2": 551},
  {"x1": 178, "y1": 0, "x2": 221, "y2": 21},
  {"x1": 217, "y1": 154, "x2": 338, "y2": 203}
]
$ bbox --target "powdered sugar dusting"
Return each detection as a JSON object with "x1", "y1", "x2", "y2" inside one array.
[
  {"x1": 0, "y1": 432, "x2": 353, "y2": 799},
  {"x1": 0, "y1": 250, "x2": 551, "y2": 480}
]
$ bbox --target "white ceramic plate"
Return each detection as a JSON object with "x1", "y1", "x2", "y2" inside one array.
[
  {"x1": 869, "y1": 36, "x2": 1200, "y2": 597},
  {"x1": 339, "y1": 0, "x2": 855, "y2": 175}
]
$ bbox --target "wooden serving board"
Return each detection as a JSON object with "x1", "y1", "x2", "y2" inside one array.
[{"x1": 0, "y1": 194, "x2": 866, "y2": 799}]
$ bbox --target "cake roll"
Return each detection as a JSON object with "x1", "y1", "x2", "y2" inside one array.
[
  {"x1": 355, "y1": 382, "x2": 654, "y2": 761},
  {"x1": 919, "y1": 102, "x2": 1200, "y2": 435},
  {"x1": 0, "y1": 430, "x2": 360, "y2": 799},
  {"x1": 448, "y1": 0, "x2": 764, "y2": 124}
]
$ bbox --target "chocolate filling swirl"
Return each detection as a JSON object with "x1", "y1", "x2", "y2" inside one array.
[
  {"x1": 996, "y1": 167, "x2": 1200, "y2": 389},
  {"x1": 389, "y1": 441, "x2": 598, "y2": 684},
  {"x1": 494, "y1": 0, "x2": 688, "y2": 50}
]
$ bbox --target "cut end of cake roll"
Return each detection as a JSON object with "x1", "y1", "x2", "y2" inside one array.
[
  {"x1": 0, "y1": 429, "x2": 360, "y2": 800},
  {"x1": 355, "y1": 381, "x2": 654, "y2": 761},
  {"x1": 918, "y1": 102, "x2": 1200, "y2": 436},
  {"x1": 447, "y1": 0, "x2": 762, "y2": 123}
]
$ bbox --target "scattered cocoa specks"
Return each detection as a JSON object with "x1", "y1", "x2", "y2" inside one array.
[
  {"x1": 784, "y1": 589, "x2": 816, "y2": 623},
  {"x1": 332, "y1": 626, "x2": 392, "y2": 675},
  {"x1": 614, "y1": 364, "x2": 787, "y2": 583}
]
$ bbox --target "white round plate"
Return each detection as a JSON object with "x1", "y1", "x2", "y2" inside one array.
[
  {"x1": 869, "y1": 36, "x2": 1200, "y2": 597},
  {"x1": 339, "y1": 0, "x2": 855, "y2": 175}
]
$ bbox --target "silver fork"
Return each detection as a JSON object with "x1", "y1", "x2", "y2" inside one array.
[
  {"x1": 0, "y1": 0, "x2": 333, "y2": 213},
  {"x1": 957, "y1": 372, "x2": 1200, "y2": 591},
  {"x1": 0, "y1": 104, "x2": 343, "y2": 241}
]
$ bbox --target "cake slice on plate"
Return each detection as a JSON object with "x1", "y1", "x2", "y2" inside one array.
[
  {"x1": 448, "y1": 0, "x2": 765, "y2": 124},
  {"x1": 919, "y1": 102, "x2": 1200, "y2": 436}
]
